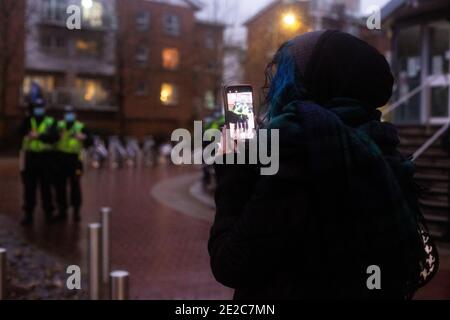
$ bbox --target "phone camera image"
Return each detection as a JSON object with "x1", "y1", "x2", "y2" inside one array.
[{"x1": 226, "y1": 89, "x2": 256, "y2": 140}]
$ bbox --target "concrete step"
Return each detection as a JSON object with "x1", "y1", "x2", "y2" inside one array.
[
  {"x1": 420, "y1": 200, "x2": 449, "y2": 226},
  {"x1": 423, "y1": 187, "x2": 448, "y2": 195},
  {"x1": 400, "y1": 147, "x2": 448, "y2": 159},
  {"x1": 428, "y1": 223, "x2": 447, "y2": 239},
  {"x1": 415, "y1": 166, "x2": 450, "y2": 176},
  {"x1": 415, "y1": 173, "x2": 449, "y2": 183},
  {"x1": 400, "y1": 137, "x2": 442, "y2": 148},
  {"x1": 396, "y1": 126, "x2": 440, "y2": 136},
  {"x1": 415, "y1": 159, "x2": 450, "y2": 168},
  {"x1": 420, "y1": 193, "x2": 448, "y2": 203},
  {"x1": 420, "y1": 185, "x2": 448, "y2": 199},
  {"x1": 420, "y1": 199, "x2": 449, "y2": 211}
]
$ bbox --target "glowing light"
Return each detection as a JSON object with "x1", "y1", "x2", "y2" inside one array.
[
  {"x1": 281, "y1": 12, "x2": 301, "y2": 31},
  {"x1": 283, "y1": 13, "x2": 296, "y2": 27},
  {"x1": 160, "y1": 83, "x2": 173, "y2": 104},
  {"x1": 82, "y1": 0, "x2": 93, "y2": 9},
  {"x1": 160, "y1": 83, "x2": 178, "y2": 106},
  {"x1": 162, "y1": 48, "x2": 180, "y2": 70},
  {"x1": 84, "y1": 81, "x2": 96, "y2": 101}
]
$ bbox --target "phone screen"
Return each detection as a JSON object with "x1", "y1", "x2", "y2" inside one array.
[{"x1": 225, "y1": 86, "x2": 256, "y2": 140}]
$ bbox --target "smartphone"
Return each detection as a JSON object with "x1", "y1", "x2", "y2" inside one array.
[{"x1": 223, "y1": 85, "x2": 256, "y2": 140}]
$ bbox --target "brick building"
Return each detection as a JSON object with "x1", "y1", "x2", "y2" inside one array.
[
  {"x1": 114, "y1": 0, "x2": 225, "y2": 138},
  {"x1": 244, "y1": 0, "x2": 366, "y2": 111},
  {"x1": 244, "y1": 0, "x2": 312, "y2": 111},
  {"x1": 24, "y1": 0, "x2": 118, "y2": 136},
  {"x1": 0, "y1": 0, "x2": 224, "y2": 149},
  {"x1": 193, "y1": 20, "x2": 225, "y2": 120},
  {"x1": 0, "y1": 0, "x2": 26, "y2": 149}
]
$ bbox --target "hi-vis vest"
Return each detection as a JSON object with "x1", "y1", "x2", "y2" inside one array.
[
  {"x1": 57, "y1": 121, "x2": 85, "y2": 155},
  {"x1": 22, "y1": 117, "x2": 55, "y2": 152}
]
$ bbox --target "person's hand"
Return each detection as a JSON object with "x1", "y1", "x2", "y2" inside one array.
[
  {"x1": 216, "y1": 127, "x2": 237, "y2": 156},
  {"x1": 75, "y1": 133, "x2": 86, "y2": 141},
  {"x1": 29, "y1": 130, "x2": 39, "y2": 139}
]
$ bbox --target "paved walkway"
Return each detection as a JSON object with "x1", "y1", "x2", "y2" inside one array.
[
  {"x1": 0, "y1": 157, "x2": 449, "y2": 300},
  {"x1": 0, "y1": 158, "x2": 232, "y2": 299}
]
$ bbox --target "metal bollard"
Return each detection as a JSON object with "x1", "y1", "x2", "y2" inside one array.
[
  {"x1": 88, "y1": 223, "x2": 102, "y2": 300},
  {"x1": 101, "y1": 207, "x2": 111, "y2": 285},
  {"x1": 0, "y1": 248, "x2": 6, "y2": 300},
  {"x1": 110, "y1": 271, "x2": 130, "y2": 300}
]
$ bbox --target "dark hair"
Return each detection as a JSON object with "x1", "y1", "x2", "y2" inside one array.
[
  {"x1": 263, "y1": 31, "x2": 394, "y2": 120},
  {"x1": 264, "y1": 40, "x2": 305, "y2": 119}
]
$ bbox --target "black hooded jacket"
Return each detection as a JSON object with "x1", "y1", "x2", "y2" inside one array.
[{"x1": 208, "y1": 31, "x2": 425, "y2": 300}]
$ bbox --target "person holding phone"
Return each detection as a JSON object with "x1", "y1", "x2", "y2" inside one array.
[
  {"x1": 209, "y1": 31, "x2": 433, "y2": 299},
  {"x1": 224, "y1": 86, "x2": 256, "y2": 140}
]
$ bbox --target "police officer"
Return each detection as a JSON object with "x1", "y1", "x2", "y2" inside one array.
[
  {"x1": 19, "y1": 99, "x2": 59, "y2": 226},
  {"x1": 55, "y1": 106, "x2": 92, "y2": 222}
]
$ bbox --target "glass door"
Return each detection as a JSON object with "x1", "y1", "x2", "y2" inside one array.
[
  {"x1": 428, "y1": 21, "x2": 450, "y2": 124},
  {"x1": 394, "y1": 25, "x2": 422, "y2": 123}
]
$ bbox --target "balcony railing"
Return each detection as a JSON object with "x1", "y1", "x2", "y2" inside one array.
[
  {"x1": 22, "y1": 88, "x2": 118, "y2": 112},
  {"x1": 39, "y1": 11, "x2": 115, "y2": 31}
]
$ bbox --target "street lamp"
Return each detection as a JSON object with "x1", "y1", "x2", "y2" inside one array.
[
  {"x1": 282, "y1": 13, "x2": 297, "y2": 28},
  {"x1": 82, "y1": 0, "x2": 93, "y2": 9},
  {"x1": 281, "y1": 12, "x2": 300, "y2": 30}
]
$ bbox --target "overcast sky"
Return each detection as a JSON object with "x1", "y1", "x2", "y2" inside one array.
[
  {"x1": 198, "y1": 0, "x2": 389, "y2": 44},
  {"x1": 197, "y1": 0, "x2": 390, "y2": 43}
]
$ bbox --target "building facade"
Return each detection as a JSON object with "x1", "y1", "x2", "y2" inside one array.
[
  {"x1": 244, "y1": 0, "x2": 363, "y2": 111},
  {"x1": 116, "y1": 0, "x2": 224, "y2": 138},
  {"x1": 22, "y1": 0, "x2": 119, "y2": 136},
  {"x1": 244, "y1": 0, "x2": 312, "y2": 113},
  {"x1": 382, "y1": 0, "x2": 450, "y2": 125},
  {"x1": 0, "y1": 0, "x2": 224, "y2": 148},
  {"x1": 192, "y1": 20, "x2": 225, "y2": 120},
  {"x1": 0, "y1": 0, "x2": 26, "y2": 148}
]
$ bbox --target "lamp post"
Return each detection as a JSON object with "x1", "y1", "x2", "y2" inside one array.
[{"x1": 281, "y1": 12, "x2": 300, "y2": 32}]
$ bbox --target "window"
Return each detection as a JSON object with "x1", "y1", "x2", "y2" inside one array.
[
  {"x1": 163, "y1": 14, "x2": 181, "y2": 36},
  {"x1": 40, "y1": 33, "x2": 67, "y2": 50},
  {"x1": 205, "y1": 31, "x2": 214, "y2": 49},
  {"x1": 135, "y1": 82, "x2": 149, "y2": 96},
  {"x1": 40, "y1": 35, "x2": 52, "y2": 48},
  {"x1": 75, "y1": 78, "x2": 110, "y2": 106},
  {"x1": 55, "y1": 37, "x2": 66, "y2": 48},
  {"x1": 135, "y1": 46, "x2": 149, "y2": 65},
  {"x1": 160, "y1": 83, "x2": 178, "y2": 106},
  {"x1": 204, "y1": 90, "x2": 215, "y2": 110},
  {"x1": 136, "y1": 12, "x2": 150, "y2": 31},
  {"x1": 23, "y1": 75, "x2": 56, "y2": 96},
  {"x1": 42, "y1": 0, "x2": 67, "y2": 22},
  {"x1": 82, "y1": 0, "x2": 104, "y2": 28},
  {"x1": 207, "y1": 61, "x2": 216, "y2": 72},
  {"x1": 76, "y1": 39, "x2": 100, "y2": 56},
  {"x1": 162, "y1": 48, "x2": 180, "y2": 70}
]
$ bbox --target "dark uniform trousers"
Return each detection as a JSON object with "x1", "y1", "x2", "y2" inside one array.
[
  {"x1": 22, "y1": 151, "x2": 55, "y2": 219},
  {"x1": 55, "y1": 153, "x2": 83, "y2": 217}
]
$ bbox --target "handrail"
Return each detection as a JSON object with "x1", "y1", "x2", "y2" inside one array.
[
  {"x1": 410, "y1": 77, "x2": 450, "y2": 162},
  {"x1": 379, "y1": 74, "x2": 450, "y2": 162},
  {"x1": 382, "y1": 75, "x2": 439, "y2": 116},
  {"x1": 412, "y1": 120, "x2": 450, "y2": 162}
]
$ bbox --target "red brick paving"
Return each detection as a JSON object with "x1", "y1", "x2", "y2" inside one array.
[
  {"x1": 0, "y1": 157, "x2": 448, "y2": 300},
  {"x1": 0, "y1": 158, "x2": 232, "y2": 299}
]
